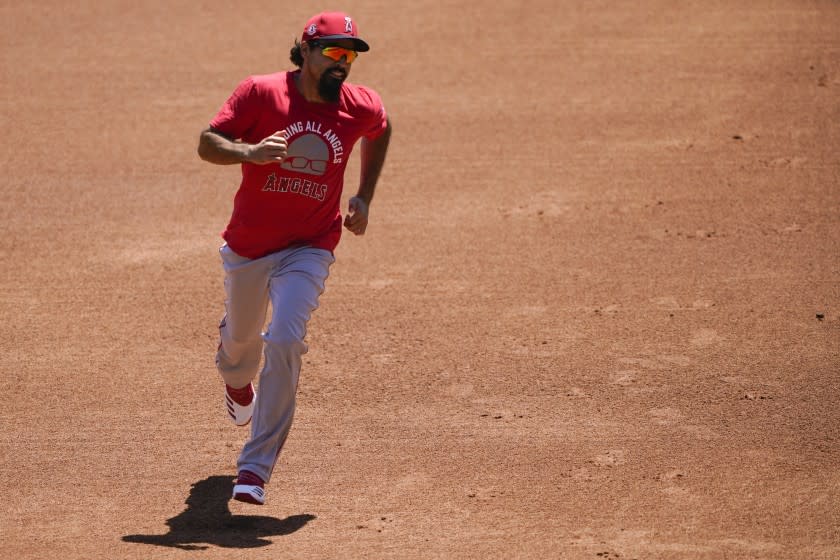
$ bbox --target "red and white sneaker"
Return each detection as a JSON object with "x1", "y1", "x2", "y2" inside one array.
[
  {"x1": 233, "y1": 470, "x2": 265, "y2": 505},
  {"x1": 225, "y1": 383, "x2": 255, "y2": 426}
]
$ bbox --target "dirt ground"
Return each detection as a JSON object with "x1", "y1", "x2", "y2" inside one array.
[{"x1": 1, "y1": 1, "x2": 838, "y2": 558}]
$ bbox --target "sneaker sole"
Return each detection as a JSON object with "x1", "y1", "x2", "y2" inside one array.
[
  {"x1": 232, "y1": 484, "x2": 265, "y2": 505},
  {"x1": 225, "y1": 389, "x2": 255, "y2": 427}
]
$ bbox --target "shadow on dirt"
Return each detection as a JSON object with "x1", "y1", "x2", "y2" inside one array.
[{"x1": 122, "y1": 475, "x2": 314, "y2": 550}]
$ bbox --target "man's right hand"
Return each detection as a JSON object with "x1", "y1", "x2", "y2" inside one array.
[{"x1": 245, "y1": 130, "x2": 288, "y2": 165}]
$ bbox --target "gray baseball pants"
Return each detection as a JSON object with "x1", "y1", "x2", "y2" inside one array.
[{"x1": 216, "y1": 243, "x2": 334, "y2": 483}]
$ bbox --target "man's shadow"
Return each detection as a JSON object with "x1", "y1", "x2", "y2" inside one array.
[{"x1": 123, "y1": 475, "x2": 314, "y2": 550}]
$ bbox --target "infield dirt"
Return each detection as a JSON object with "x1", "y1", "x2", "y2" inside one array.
[{"x1": 1, "y1": 1, "x2": 838, "y2": 559}]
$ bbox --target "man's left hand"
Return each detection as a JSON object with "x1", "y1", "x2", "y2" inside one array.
[{"x1": 343, "y1": 196, "x2": 369, "y2": 235}]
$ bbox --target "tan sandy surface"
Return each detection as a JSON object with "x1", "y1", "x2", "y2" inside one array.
[{"x1": 1, "y1": 1, "x2": 838, "y2": 558}]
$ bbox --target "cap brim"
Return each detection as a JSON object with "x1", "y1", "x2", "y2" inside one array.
[{"x1": 315, "y1": 34, "x2": 370, "y2": 52}]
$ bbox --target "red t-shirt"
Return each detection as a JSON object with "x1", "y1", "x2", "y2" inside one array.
[{"x1": 209, "y1": 70, "x2": 387, "y2": 259}]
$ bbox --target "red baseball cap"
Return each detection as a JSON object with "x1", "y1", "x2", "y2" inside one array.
[{"x1": 301, "y1": 12, "x2": 370, "y2": 52}]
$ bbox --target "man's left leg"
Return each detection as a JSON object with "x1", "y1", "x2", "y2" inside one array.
[{"x1": 233, "y1": 247, "x2": 334, "y2": 503}]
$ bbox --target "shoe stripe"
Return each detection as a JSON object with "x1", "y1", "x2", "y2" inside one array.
[
  {"x1": 224, "y1": 386, "x2": 255, "y2": 425},
  {"x1": 233, "y1": 484, "x2": 265, "y2": 505}
]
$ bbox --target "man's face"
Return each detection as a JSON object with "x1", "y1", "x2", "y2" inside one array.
[{"x1": 303, "y1": 40, "x2": 357, "y2": 102}]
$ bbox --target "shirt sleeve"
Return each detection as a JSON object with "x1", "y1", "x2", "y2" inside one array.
[
  {"x1": 354, "y1": 85, "x2": 388, "y2": 140},
  {"x1": 365, "y1": 102, "x2": 388, "y2": 140},
  {"x1": 209, "y1": 76, "x2": 260, "y2": 140}
]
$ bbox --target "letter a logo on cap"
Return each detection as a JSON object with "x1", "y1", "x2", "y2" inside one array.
[{"x1": 344, "y1": 16, "x2": 353, "y2": 33}]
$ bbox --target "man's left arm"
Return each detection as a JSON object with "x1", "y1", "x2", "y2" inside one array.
[{"x1": 344, "y1": 117, "x2": 392, "y2": 236}]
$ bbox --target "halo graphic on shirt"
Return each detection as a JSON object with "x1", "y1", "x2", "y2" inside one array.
[{"x1": 281, "y1": 133, "x2": 329, "y2": 176}]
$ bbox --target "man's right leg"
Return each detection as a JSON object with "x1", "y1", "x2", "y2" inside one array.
[{"x1": 216, "y1": 245, "x2": 270, "y2": 418}]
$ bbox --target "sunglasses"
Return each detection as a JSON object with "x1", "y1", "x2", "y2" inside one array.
[{"x1": 312, "y1": 42, "x2": 358, "y2": 63}]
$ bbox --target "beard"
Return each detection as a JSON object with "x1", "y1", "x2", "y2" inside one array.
[{"x1": 318, "y1": 67, "x2": 347, "y2": 103}]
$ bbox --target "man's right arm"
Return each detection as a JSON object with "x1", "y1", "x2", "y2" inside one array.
[{"x1": 197, "y1": 128, "x2": 288, "y2": 165}]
